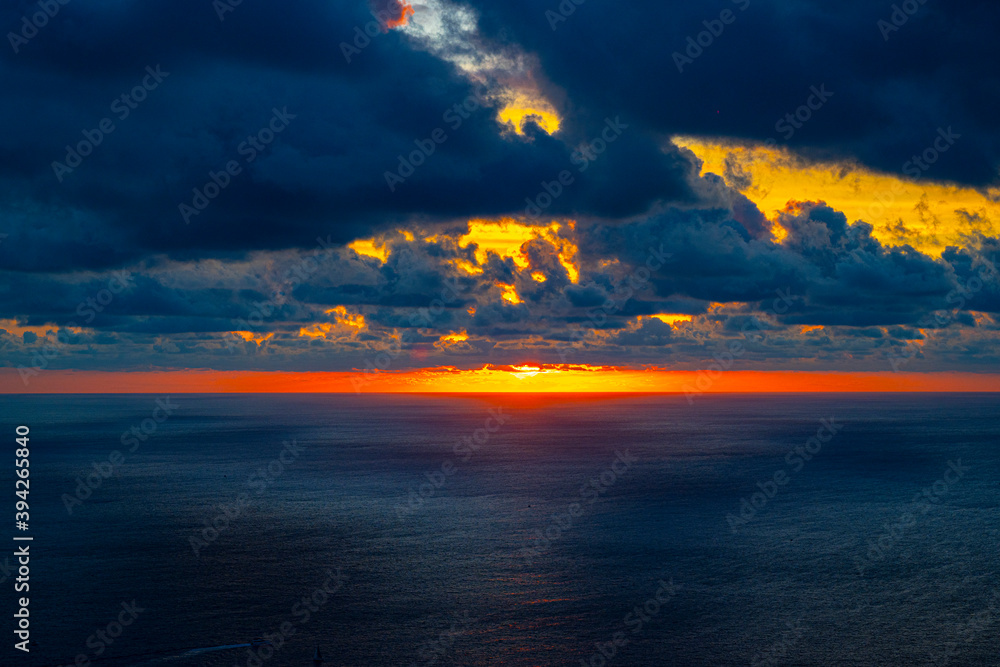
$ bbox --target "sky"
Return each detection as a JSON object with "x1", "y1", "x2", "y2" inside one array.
[{"x1": 1, "y1": 0, "x2": 999, "y2": 392}]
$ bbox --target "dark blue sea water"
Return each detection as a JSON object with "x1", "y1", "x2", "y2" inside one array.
[{"x1": 0, "y1": 393, "x2": 997, "y2": 666}]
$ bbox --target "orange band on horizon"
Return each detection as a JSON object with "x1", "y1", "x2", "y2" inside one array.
[{"x1": 2, "y1": 367, "x2": 999, "y2": 394}]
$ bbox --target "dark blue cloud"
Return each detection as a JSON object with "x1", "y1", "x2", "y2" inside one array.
[
  {"x1": 1, "y1": 0, "x2": 999, "y2": 375},
  {"x1": 471, "y1": 0, "x2": 1000, "y2": 187}
]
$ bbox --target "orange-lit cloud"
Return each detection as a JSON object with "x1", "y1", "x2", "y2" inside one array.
[
  {"x1": 231, "y1": 331, "x2": 274, "y2": 345},
  {"x1": 771, "y1": 221, "x2": 789, "y2": 243},
  {"x1": 497, "y1": 95, "x2": 561, "y2": 135},
  {"x1": 381, "y1": 0, "x2": 414, "y2": 30},
  {"x1": 554, "y1": 238, "x2": 580, "y2": 282},
  {"x1": 435, "y1": 330, "x2": 469, "y2": 350},
  {"x1": 970, "y1": 312, "x2": 994, "y2": 326},
  {"x1": 343, "y1": 219, "x2": 582, "y2": 294},
  {"x1": 496, "y1": 282, "x2": 522, "y2": 305},
  {"x1": 348, "y1": 238, "x2": 389, "y2": 263},
  {"x1": 460, "y1": 219, "x2": 536, "y2": 267},
  {"x1": 392, "y1": 0, "x2": 562, "y2": 139},
  {"x1": 674, "y1": 136, "x2": 1000, "y2": 255},
  {"x1": 0, "y1": 319, "x2": 79, "y2": 339},
  {"x1": 299, "y1": 306, "x2": 367, "y2": 339},
  {"x1": 439, "y1": 330, "x2": 468, "y2": 344},
  {"x1": 459, "y1": 218, "x2": 580, "y2": 282},
  {"x1": 298, "y1": 323, "x2": 334, "y2": 339},
  {"x1": 648, "y1": 314, "x2": 693, "y2": 327},
  {"x1": 451, "y1": 258, "x2": 484, "y2": 275},
  {"x1": 325, "y1": 306, "x2": 366, "y2": 329}
]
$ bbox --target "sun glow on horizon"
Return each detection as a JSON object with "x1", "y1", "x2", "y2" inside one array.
[
  {"x1": 509, "y1": 364, "x2": 563, "y2": 380},
  {"x1": 7, "y1": 367, "x2": 1000, "y2": 394}
]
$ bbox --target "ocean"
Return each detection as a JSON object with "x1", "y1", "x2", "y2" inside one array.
[{"x1": 0, "y1": 393, "x2": 997, "y2": 666}]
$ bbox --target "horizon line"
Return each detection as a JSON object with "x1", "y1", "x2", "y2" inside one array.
[
  {"x1": 3, "y1": 368, "x2": 1000, "y2": 394},
  {"x1": 3, "y1": 390, "x2": 1000, "y2": 396}
]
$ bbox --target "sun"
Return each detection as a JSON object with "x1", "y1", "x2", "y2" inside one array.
[
  {"x1": 509, "y1": 365, "x2": 541, "y2": 379},
  {"x1": 508, "y1": 365, "x2": 563, "y2": 380}
]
